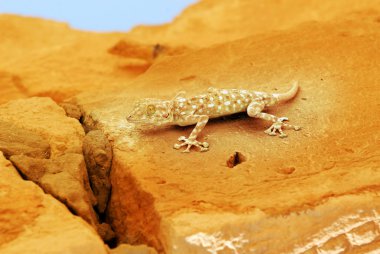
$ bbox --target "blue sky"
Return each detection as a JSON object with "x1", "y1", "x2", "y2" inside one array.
[{"x1": 0, "y1": 0, "x2": 197, "y2": 31}]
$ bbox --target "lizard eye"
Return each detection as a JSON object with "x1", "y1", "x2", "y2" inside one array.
[
  {"x1": 162, "y1": 113, "x2": 169, "y2": 118},
  {"x1": 146, "y1": 105, "x2": 156, "y2": 116}
]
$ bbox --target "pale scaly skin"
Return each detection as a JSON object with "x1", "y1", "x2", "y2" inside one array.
[{"x1": 127, "y1": 81, "x2": 301, "y2": 152}]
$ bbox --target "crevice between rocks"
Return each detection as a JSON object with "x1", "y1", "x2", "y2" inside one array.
[
  {"x1": 82, "y1": 129, "x2": 116, "y2": 246},
  {"x1": 0, "y1": 98, "x2": 162, "y2": 252},
  {"x1": 0, "y1": 102, "x2": 117, "y2": 247},
  {"x1": 60, "y1": 101, "x2": 163, "y2": 252},
  {"x1": 61, "y1": 102, "x2": 117, "y2": 245}
]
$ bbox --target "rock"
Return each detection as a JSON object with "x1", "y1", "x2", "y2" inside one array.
[
  {"x1": 83, "y1": 130, "x2": 112, "y2": 214},
  {"x1": 108, "y1": 40, "x2": 188, "y2": 62},
  {"x1": 0, "y1": 96, "x2": 116, "y2": 242},
  {"x1": 98, "y1": 222, "x2": 116, "y2": 243},
  {"x1": 9, "y1": 153, "x2": 116, "y2": 242},
  {"x1": 0, "y1": 120, "x2": 50, "y2": 159},
  {"x1": 0, "y1": 71, "x2": 27, "y2": 105},
  {"x1": 10, "y1": 154, "x2": 98, "y2": 227},
  {"x1": 0, "y1": 97, "x2": 84, "y2": 157},
  {"x1": 127, "y1": 0, "x2": 380, "y2": 47},
  {"x1": 0, "y1": 152, "x2": 108, "y2": 254},
  {"x1": 59, "y1": 101, "x2": 83, "y2": 120},
  {"x1": 0, "y1": 15, "x2": 140, "y2": 103},
  {"x1": 77, "y1": 10, "x2": 380, "y2": 253},
  {"x1": 1, "y1": 1, "x2": 380, "y2": 253},
  {"x1": 110, "y1": 244, "x2": 157, "y2": 254}
]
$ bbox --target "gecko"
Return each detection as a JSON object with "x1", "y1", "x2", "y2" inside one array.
[{"x1": 127, "y1": 81, "x2": 301, "y2": 152}]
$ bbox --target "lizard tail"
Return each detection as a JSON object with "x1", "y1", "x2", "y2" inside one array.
[{"x1": 274, "y1": 81, "x2": 299, "y2": 102}]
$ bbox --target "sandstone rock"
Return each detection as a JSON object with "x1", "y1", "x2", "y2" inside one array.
[
  {"x1": 0, "y1": 152, "x2": 108, "y2": 254},
  {"x1": 108, "y1": 40, "x2": 189, "y2": 63},
  {"x1": 0, "y1": 120, "x2": 50, "y2": 159},
  {"x1": 2, "y1": 1, "x2": 380, "y2": 253},
  {"x1": 9, "y1": 153, "x2": 116, "y2": 242},
  {"x1": 76, "y1": 11, "x2": 380, "y2": 253},
  {"x1": 10, "y1": 154, "x2": 98, "y2": 226},
  {"x1": 0, "y1": 71, "x2": 27, "y2": 104},
  {"x1": 0, "y1": 15, "x2": 141, "y2": 103},
  {"x1": 0, "y1": 97, "x2": 84, "y2": 157},
  {"x1": 59, "y1": 101, "x2": 83, "y2": 120},
  {"x1": 110, "y1": 244, "x2": 157, "y2": 254},
  {"x1": 98, "y1": 222, "x2": 117, "y2": 244},
  {"x1": 128, "y1": 0, "x2": 380, "y2": 47},
  {"x1": 83, "y1": 130, "x2": 113, "y2": 214},
  {"x1": 0, "y1": 96, "x2": 116, "y2": 241},
  {"x1": 164, "y1": 195, "x2": 380, "y2": 253},
  {"x1": 1, "y1": 1, "x2": 379, "y2": 104}
]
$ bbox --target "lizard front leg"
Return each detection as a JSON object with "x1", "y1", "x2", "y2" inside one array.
[
  {"x1": 174, "y1": 115, "x2": 209, "y2": 152},
  {"x1": 247, "y1": 100, "x2": 300, "y2": 138}
]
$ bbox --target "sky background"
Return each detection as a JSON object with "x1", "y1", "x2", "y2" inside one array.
[{"x1": 0, "y1": 0, "x2": 197, "y2": 31}]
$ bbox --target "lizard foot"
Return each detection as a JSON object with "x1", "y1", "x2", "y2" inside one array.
[
  {"x1": 173, "y1": 136, "x2": 209, "y2": 153},
  {"x1": 264, "y1": 117, "x2": 300, "y2": 138}
]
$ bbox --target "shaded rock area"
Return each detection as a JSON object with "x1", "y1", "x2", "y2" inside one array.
[
  {"x1": 59, "y1": 101, "x2": 83, "y2": 120},
  {"x1": 83, "y1": 130, "x2": 113, "y2": 214},
  {"x1": 0, "y1": 152, "x2": 109, "y2": 254},
  {"x1": 1, "y1": 0, "x2": 380, "y2": 253},
  {"x1": 226, "y1": 151, "x2": 246, "y2": 168}
]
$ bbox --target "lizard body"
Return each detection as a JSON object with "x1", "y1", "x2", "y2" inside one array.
[{"x1": 127, "y1": 82, "x2": 301, "y2": 152}]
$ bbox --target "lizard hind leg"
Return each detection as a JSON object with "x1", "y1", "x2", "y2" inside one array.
[
  {"x1": 258, "y1": 113, "x2": 301, "y2": 138},
  {"x1": 247, "y1": 101, "x2": 300, "y2": 138}
]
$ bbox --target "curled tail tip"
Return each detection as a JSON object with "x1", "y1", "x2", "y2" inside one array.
[
  {"x1": 292, "y1": 80, "x2": 299, "y2": 90},
  {"x1": 275, "y1": 81, "x2": 300, "y2": 102}
]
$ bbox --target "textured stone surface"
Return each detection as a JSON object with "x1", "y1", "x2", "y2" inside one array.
[
  {"x1": 128, "y1": 0, "x2": 380, "y2": 47},
  {"x1": 10, "y1": 154, "x2": 98, "y2": 226},
  {"x1": 0, "y1": 97, "x2": 84, "y2": 157},
  {"x1": 0, "y1": 97, "x2": 116, "y2": 241},
  {"x1": 0, "y1": 71, "x2": 27, "y2": 104},
  {"x1": 76, "y1": 10, "x2": 380, "y2": 253},
  {"x1": 83, "y1": 130, "x2": 113, "y2": 214},
  {"x1": 0, "y1": 15, "x2": 146, "y2": 103},
  {"x1": 110, "y1": 244, "x2": 158, "y2": 254},
  {"x1": 0, "y1": 152, "x2": 108, "y2": 254},
  {"x1": 0, "y1": 121, "x2": 50, "y2": 159},
  {"x1": 1, "y1": 1, "x2": 380, "y2": 104},
  {"x1": 60, "y1": 101, "x2": 83, "y2": 120},
  {"x1": 1, "y1": 0, "x2": 380, "y2": 253}
]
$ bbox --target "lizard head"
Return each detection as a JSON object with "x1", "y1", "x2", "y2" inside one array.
[{"x1": 127, "y1": 98, "x2": 174, "y2": 126}]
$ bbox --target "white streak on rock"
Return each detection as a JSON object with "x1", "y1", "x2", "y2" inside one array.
[{"x1": 185, "y1": 232, "x2": 249, "y2": 254}]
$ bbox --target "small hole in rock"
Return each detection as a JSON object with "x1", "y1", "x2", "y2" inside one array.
[{"x1": 226, "y1": 151, "x2": 246, "y2": 168}]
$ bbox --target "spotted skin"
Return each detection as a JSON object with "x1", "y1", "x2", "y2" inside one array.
[{"x1": 127, "y1": 82, "x2": 301, "y2": 152}]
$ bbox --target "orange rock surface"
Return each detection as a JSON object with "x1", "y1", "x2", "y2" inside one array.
[
  {"x1": 1, "y1": 0, "x2": 380, "y2": 253},
  {"x1": 0, "y1": 152, "x2": 109, "y2": 254}
]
